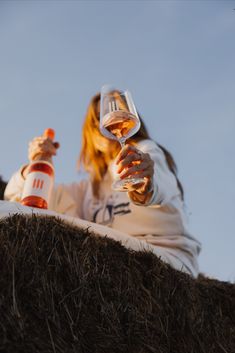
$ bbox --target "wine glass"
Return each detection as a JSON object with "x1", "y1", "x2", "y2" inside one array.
[{"x1": 100, "y1": 84, "x2": 145, "y2": 191}]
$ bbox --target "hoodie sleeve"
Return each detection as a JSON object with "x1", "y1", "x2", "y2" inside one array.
[
  {"x1": 50, "y1": 180, "x2": 88, "y2": 218},
  {"x1": 4, "y1": 165, "x2": 26, "y2": 203},
  {"x1": 133, "y1": 140, "x2": 181, "y2": 207}
]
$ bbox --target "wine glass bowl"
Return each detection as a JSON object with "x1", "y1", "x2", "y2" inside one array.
[{"x1": 100, "y1": 87, "x2": 140, "y2": 144}]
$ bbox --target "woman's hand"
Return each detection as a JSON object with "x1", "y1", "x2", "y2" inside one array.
[
  {"x1": 115, "y1": 144, "x2": 154, "y2": 197},
  {"x1": 22, "y1": 136, "x2": 60, "y2": 179},
  {"x1": 28, "y1": 136, "x2": 60, "y2": 162}
]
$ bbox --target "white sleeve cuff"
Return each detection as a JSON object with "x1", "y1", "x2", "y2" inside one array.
[{"x1": 4, "y1": 165, "x2": 27, "y2": 202}]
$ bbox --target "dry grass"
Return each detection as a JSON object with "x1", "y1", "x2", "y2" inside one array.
[{"x1": 0, "y1": 213, "x2": 234, "y2": 353}]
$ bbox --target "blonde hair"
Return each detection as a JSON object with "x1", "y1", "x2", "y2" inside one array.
[
  {"x1": 78, "y1": 94, "x2": 115, "y2": 197},
  {"x1": 78, "y1": 92, "x2": 184, "y2": 200}
]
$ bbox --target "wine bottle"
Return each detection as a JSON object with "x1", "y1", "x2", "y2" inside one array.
[{"x1": 20, "y1": 128, "x2": 55, "y2": 209}]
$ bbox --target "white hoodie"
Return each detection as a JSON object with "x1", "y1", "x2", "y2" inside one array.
[{"x1": 4, "y1": 139, "x2": 201, "y2": 277}]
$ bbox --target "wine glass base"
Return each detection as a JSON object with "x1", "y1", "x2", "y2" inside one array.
[{"x1": 112, "y1": 177, "x2": 145, "y2": 192}]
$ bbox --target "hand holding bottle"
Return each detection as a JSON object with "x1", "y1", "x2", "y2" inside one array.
[
  {"x1": 22, "y1": 129, "x2": 60, "y2": 179},
  {"x1": 21, "y1": 128, "x2": 58, "y2": 209},
  {"x1": 28, "y1": 129, "x2": 60, "y2": 163}
]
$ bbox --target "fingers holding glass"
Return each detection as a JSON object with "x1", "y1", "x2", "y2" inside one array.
[
  {"x1": 118, "y1": 161, "x2": 149, "y2": 179},
  {"x1": 114, "y1": 146, "x2": 154, "y2": 193},
  {"x1": 116, "y1": 151, "x2": 143, "y2": 174}
]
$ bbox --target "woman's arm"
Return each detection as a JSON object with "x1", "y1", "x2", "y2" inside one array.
[{"x1": 4, "y1": 166, "x2": 27, "y2": 203}]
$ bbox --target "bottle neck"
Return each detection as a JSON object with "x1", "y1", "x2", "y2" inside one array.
[{"x1": 33, "y1": 153, "x2": 53, "y2": 164}]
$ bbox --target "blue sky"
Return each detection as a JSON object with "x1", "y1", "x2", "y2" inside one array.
[{"x1": 0, "y1": 0, "x2": 235, "y2": 281}]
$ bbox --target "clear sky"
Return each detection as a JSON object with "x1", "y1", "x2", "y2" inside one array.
[{"x1": 0, "y1": 0, "x2": 234, "y2": 281}]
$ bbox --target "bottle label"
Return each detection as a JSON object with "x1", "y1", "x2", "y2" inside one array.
[{"x1": 21, "y1": 171, "x2": 53, "y2": 203}]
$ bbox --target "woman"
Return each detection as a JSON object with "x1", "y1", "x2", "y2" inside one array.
[{"x1": 4, "y1": 93, "x2": 201, "y2": 277}]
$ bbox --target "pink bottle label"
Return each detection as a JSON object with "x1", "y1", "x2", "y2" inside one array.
[{"x1": 21, "y1": 171, "x2": 53, "y2": 204}]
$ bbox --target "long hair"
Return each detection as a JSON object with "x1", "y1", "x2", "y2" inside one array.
[{"x1": 78, "y1": 93, "x2": 184, "y2": 200}]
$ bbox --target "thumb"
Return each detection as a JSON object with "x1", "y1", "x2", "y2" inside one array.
[{"x1": 53, "y1": 141, "x2": 60, "y2": 149}]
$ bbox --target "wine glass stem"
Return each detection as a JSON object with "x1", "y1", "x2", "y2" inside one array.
[{"x1": 119, "y1": 138, "x2": 126, "y2": 149}]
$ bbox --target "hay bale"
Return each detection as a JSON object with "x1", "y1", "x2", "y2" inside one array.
[
  {"x1": 0, "y1": 214, "x2": 234, "y2": 353},
  {"x1": 0, "y1": 176, "x2": 7, "y2": 200}
]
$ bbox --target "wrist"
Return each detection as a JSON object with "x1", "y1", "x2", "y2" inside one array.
[
  {"x1": 21, "y1": 165, "x2": 30, "y2": 180},
  {"x1": 128, "y1": 188, "x2": 154, "y2": 206}
]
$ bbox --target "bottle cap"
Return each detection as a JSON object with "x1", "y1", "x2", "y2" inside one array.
[{"x1": 43, "y1": 128, "x2": 55, "y2": 141}]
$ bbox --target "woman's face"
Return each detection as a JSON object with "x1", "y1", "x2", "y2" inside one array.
[
  {"x1": 93, "y1": 130, "x2": 114, "y2": 153},
  {"x1": 92, "y1": 100, "x2": 118, "y2": 155}
]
